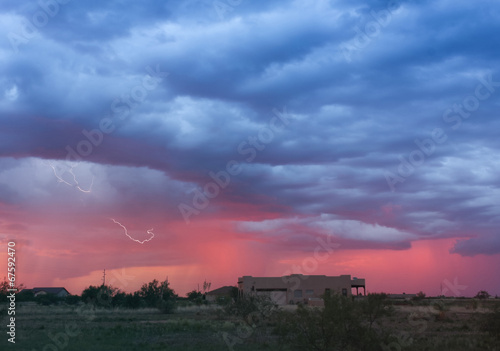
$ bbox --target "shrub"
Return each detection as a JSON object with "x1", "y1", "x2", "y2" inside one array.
[
  {"x1": 412, "y1": 291, "x2": 426, "y2": 301},
  {"x1": 17, "y1": 290, "x2": 35, "y2": 302},
  {"x1": 480, "y1": 306, "x2": 500, "y2": 346},
  {"x1": 157, "y1": 298, "x2": 177, "y2": 314},
  {"x1": 360, "y1": 293, "x2": 394, "y2": 328},
  {"x1": 64, "y1": 294, "x2": 81, "y2": 305},
  {"x1": 35, "y1": 293, "x2": 62, "y2": 306},
  {"x1": 186, "y1": 290, "x2": 204, "y2": 305},
  {"x1": 475, "y1": 290, "x2": 490, "y2": 299},
  {"x1": 276, "y1": 292, "x2": 386, "y2": 351},
  {"x1": 224, "y1": 294, "x2": 278, "y2": 320},
  {"x1": 432, "y1": 300, "x2": 450, "y2": 321}
]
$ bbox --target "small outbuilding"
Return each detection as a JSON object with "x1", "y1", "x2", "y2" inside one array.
[
  {"x1": 32, "y1": 287, "x2": 70, "y2": 298},
  {"x1": 206, "y1": 286, "x2": 237, "y2": 303},
  {"x1": 388, "y1": 293, "x2": 416, "y2": 300}
]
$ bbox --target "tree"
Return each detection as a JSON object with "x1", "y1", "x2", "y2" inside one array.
[
  {"x1": 186, "y1": 290, "x2": 203, "y2": 305},
  {"x1": 0, "y1": 278, "x2": 11, "y2": 303},
  {"x1": 202, "y1": 280, "x2": 211, "y2": 294},
  {"x1": 139, "y1": 278, "x2": 177, "y2": 313},
  {"x1": 112, "y1": 292, "x2": 127, "y2": 307},
  {"x1": 187, "y1": 290, "x2": 203, "y2": 300},
  {"x1": 81, "y1": 285, "x2": 117, "y2": 307},
  {"x1": 475, "y1": 290, "x2": 490, "y2": 299},
  {"x1": 0, "y1": 277, "x2": 25, "y2": 302},
  {"x1": 0, "y1": 278, "x2": 9, "y2": 295},
  {"x1": 139, "y1": 279, "x2": 162, "y2": 307},
  {"x1": 124, "y1": 292, "x2": 143, "y2": 309}
]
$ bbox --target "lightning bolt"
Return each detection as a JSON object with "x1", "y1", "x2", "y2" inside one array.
[
  {"x1": 46, "y1": 161, "x2": 94, "y2": 193},
  {"x1": 110, "y1": 218, "x2": 155, "y2": 244}
]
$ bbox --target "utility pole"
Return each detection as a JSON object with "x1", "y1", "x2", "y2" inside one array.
[{"x1": 102, "y1": 269, "x2": 106, "y2": 286}]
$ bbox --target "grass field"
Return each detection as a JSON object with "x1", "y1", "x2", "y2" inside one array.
[{"x1": 2, "y1": 299, "x2": 499, "y2": 350}]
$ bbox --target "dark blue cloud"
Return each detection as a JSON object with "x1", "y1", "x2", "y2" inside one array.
[{"x1": 1, "y1": 0, "x2": 500, "y2": 255}]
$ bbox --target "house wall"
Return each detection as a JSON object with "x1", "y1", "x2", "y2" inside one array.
[
  {"x1": 238, "y1": 274, "x2": 357, "y2": 305},
  {"x1": 33, "y1": 289, "x2": 69, "y2": 297}
]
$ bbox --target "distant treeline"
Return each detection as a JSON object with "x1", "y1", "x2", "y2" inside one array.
[
  {"x1": 0, "y1": 278, "x2": 239, "y2": 313},
  {"x1": 0, "y1": 278, "x2": 181, "y2": 313}
]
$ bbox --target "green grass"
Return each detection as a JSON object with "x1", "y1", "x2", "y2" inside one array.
[
  {"x1": 1, "y1": 300, "x2": 499, "y2": 351},
  {"x1": 2, "y1": 304, "x2": 273, "y2": 351}
]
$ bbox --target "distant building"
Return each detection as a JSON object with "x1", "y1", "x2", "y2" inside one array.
[
  {"x1": 388, "y1": 293, "x2": 416, "y2": 300},
  {"x1": 238, "y1": 274, "x2": 365, "y2": 305},
  {"x1": 205, "y1": 286, "x2": 237, "y2": 303},
  {"x1": 30, "y1": 287, "x2": 70, "y2": 298}
]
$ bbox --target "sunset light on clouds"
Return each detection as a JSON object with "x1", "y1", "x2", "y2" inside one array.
[{"x1": 1, "y1": 0, "x2": 500, "y2": 299}]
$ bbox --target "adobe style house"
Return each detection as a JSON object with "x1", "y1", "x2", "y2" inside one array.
[{"x1": 238, "y1": 274, "x2": 365, "y2": 305}]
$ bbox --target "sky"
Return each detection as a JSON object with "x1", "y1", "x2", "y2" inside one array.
[{"x1": 0, "y1": 0, "x2": 499, "y2": 297}]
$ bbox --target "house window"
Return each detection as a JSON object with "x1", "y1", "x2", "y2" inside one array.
[
  {"x1": 305, "y1": 289, "x2": 314, "y2": 295},
  {"x1": 294, "y1": 290, "x2": 303, "y2": 298},
  {"x1": 342, "y1": 288, "x2": 347, "y2": 296}
]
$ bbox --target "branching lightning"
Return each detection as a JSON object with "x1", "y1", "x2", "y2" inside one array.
[
  {"x1": 110, "y1": 218, "x2": 155, "y2": 244},
  {"x1": 46, "y1": 161, "x2": 94, "y2": 193}
]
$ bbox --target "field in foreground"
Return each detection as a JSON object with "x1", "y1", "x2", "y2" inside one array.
[{"x1": 2, "y1": 299, "x2": 499, "y2": 351}]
